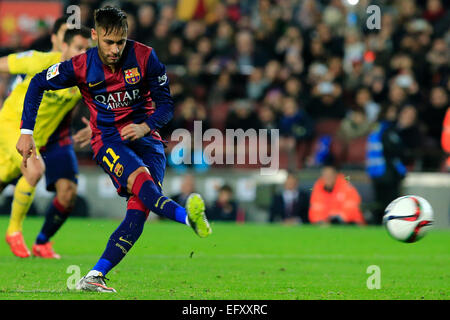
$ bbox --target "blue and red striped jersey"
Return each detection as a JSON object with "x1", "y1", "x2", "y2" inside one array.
[{"x1": 22, "y1": 40, "x2": 173, "y2": 155}]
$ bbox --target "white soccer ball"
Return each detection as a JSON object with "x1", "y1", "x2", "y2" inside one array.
[{"x1": 383, "y1": 195, "x2": 434, "y2": 243}]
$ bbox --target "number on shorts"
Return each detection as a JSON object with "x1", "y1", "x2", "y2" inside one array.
[{"x1": 102, "y1": 148, "x2": 120, "y2": 172}]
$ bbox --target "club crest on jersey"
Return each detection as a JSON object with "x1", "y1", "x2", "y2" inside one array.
[
  {"x1": 114, "y1": 162, "x2": 124, "y2": 177},
  {"x1": 124, "y1": 68, "x2": 141, "y2": 85}
]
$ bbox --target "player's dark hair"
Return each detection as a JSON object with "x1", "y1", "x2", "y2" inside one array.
[
  {"x1": 63, "y1": 26, "x2": 91, "y2": 44},
  {"x1": 94, "y1": 6, "x2": 128, "y2": 35},
  {"x1": 52, "y1": 16, "x2": 69, "y2": 35}
]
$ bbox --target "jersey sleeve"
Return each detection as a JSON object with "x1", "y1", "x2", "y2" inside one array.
[
  {"x1": 143, "y1": 49, "x2": 174, "y2": 132},
  {"x1": 21, "y1": 59, "x2": 78, "y2": 131},
  {"x1": 7, "y1": 50, "x2": 59, "y2": 75}
]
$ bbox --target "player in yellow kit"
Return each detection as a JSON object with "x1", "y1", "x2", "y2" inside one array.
[{"x1": 0, "y1": 26, "x2": 91, "y2": 257}]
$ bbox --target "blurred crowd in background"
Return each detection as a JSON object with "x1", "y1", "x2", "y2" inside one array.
[
  {"x1": 0, "y1": 0, "x2": 448, "y2": 225},
  {"x1": 0, "y1": 0, "x2": 449, "y2": 172}
]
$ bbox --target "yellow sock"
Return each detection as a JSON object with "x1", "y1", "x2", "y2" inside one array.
[{"x1": 6, "y1": 177, "x2": 36, "y2": 236}]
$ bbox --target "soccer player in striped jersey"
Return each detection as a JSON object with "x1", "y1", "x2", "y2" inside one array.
[{"x1": 17, "y1": 6, "x2": 211, "y2": 293}]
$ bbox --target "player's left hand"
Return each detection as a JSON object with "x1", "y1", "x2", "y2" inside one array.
[
  {"x1": 16, "y1": 134, "x2": 38, "y2": 168},
  {"x1": 121, "y1": 122, "x2": 151, "y2": 141},
  {"x1": 73, "y1": 116, "x2": 92, "y2": 148}
]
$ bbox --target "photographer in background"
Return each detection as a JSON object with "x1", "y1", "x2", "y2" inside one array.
[
  {"x1": 442, "y1": 107, "x2": 450, "y2": 171},
  {"x1": 309, "y1": 158, "x2": 365, "y2": 225}
]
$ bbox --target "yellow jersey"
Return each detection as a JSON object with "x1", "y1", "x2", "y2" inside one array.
[{"x1": 0, "y1": 50, "x2": 81, "y2": 148}]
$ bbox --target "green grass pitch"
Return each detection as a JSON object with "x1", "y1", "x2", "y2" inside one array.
[{"x1": 0, "y1": 216, "x2": 448, "y2": 300}]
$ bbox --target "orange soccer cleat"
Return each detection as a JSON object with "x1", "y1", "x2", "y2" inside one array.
[
  {"x1": 5, "y1": 232, "x2": 31, "y2": 258},
  {"x1": 32, "y1": 242, "x2": 61, "y2": 259}
]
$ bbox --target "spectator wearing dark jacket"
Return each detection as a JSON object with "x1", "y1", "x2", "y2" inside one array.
[
  {"x1": 396, "y1": 105, "x2": 422, "y2": 168},
  {"x1": 208, "y1": 185, "x2": 244, "y2": 222},
  {"x1": 279, "y1": 97, "x2": 314, "y2": 169},
  {"x1": 269, "y1": 172, "x2": 310, "y2": 224},
  {"x1": 225, "y1": 99, "x2": 260, "y2": 131},
  {"x1": 279, "y1": 97, "x2": 314, "y2": 141}
]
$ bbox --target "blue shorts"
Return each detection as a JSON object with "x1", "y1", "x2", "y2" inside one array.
[
  {"x1": 95, "y1": 136, "x2": 166, "y2": 198},
  {"x1": 40, "y1": 142, "x2": 79, "y2": 192}
]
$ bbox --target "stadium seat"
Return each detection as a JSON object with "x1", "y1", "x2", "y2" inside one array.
[
  {"x1": 329, "y1": 136, "x2": 368, "y2": 168},
  {"x1": 314, "y1": 119, "x2": 342, "y2": 136},
  {"x1": 329, "y1": 137, "x2": 346, "y2": 164},
  {"x1": 345, "y1": 136, "x2": 368, "y2": 166},
  {"x1": 296, "y1": 140, "x2": 312, "y2": 169}
]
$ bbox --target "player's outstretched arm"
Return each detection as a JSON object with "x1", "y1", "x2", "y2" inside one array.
[
  {"x1": 21, "y1": 60, "x2": 77, "y2": 134},
  {"x1": 0, "y1": 56, "x2": 9, "y2": 73},
  {"x1": 1, "y1": 51, "x2": 51, "y2": 75}
]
